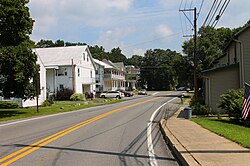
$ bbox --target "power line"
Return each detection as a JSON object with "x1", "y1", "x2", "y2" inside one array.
[
  {"x1": 203, "y1": 0, "x2": 218, "y2": 26},
  {"x1": 212, "y1": 0, "x2": 231, "y2": 28},
  {"x1": 207, "y1": 0, "x2": 223, "y2": 26}
]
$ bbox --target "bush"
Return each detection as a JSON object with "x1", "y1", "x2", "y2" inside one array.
[
  {"x1": 56, "y1": 88, "x2": 73, "y2": 100},
  {"x1": 191, "y1": 104, "x2": 211, "y2": 115},
  {"x1": 218, "y1": 89, "x2": 243, "y2": 120},
  {"x1": 0, "y1": 101, "x2": 19, "y2": 109},
  {"x1": 42, "y1": 100, "x2": 54, "y2": 107},
  {"x1": 70, "y1": 93, "x2": 86, "y2": 101},
  {"x1": 190, "y1": 97, "x2": 205, "y2": 106}
]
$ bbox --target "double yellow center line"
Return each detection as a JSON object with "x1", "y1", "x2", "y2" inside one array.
[{"x1": 0, "y1": 97, "x2": 158, "y2": 166}]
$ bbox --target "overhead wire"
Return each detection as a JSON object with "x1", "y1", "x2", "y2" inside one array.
[
  {"x1": 212, "y1": 0, "x2": 231, "y2": 28},
  {"x1": 197, "y1": 0, "x2": 205, "y2": 19},
  {"x1": 203, "y1": 0, "x2": 218, "y2": 26},
  {"x1": 207, "y1": 0, "x2": 223, "y2": 26}
]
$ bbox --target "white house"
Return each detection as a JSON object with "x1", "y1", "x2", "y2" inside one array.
[
  {"x1": 102, "y1": 59, "x2": 126, "y2": 91},
  {"x1": 93, "y1": 59, "x2": 106, "y2": 92},
  {"x1": 33, "y1": 46, "x2": 96, "y2": 98}
]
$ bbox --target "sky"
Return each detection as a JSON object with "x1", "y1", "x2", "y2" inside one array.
[{"x1": 27, "y1": 0, "x2": 250, "y2": 57}]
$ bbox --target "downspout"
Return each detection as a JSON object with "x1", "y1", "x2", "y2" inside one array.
[
  {"x1": 203, "y1": 76, "x2": 211, "y2": 108},
  {"x1": 233, "y1": 39, "x2": 244, "y2": 88}
]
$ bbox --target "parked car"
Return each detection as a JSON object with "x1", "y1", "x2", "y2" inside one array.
[
  {"x1": 176, "y1": 87, "x2": 185, "y2": 91},
  {"x1": 138, "y1": 89, "x2": 147, "y2": 95},
  {"x1": 116, "y1": 89, "x2": 134, "y2": 97},
  {"x1": 100, "y1": 91, "x2": 123, "y2": 99}
]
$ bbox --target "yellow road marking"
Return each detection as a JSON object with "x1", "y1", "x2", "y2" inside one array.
[{"x1": 0, "y1": 97, "x2": 160, "y2": 165}]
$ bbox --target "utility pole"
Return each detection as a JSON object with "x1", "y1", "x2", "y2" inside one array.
[
  {"x1": 72, "y1": 59, "x2": 75, "y2": 93},
  {"x1": 179, "y1": 7, "x2": 198, "y2": 98}
]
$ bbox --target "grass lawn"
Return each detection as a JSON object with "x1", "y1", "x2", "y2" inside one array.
[
  {"x1": 192, "y1": 118, "x2": 250, "y2": 148},
  {"x1": 0, "y1": 99, "x2": 124, "y2": 122}
]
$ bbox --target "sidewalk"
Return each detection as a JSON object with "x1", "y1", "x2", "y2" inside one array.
[{"x1": 160, "y1": 107, "x2": 250, "y2": 166}]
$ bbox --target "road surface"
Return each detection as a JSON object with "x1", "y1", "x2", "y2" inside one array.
[{"x1": 0, "y1": 92, "x2": 180, "y2": 166}]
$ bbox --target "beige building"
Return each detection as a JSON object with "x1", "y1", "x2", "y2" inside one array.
[{"x1": 203, "y1": 24, "x2": 250, "y2": 112}]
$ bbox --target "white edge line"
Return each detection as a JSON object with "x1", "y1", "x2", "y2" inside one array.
[{"x1": 147, "y1": 97, "x2": 177, "y2": 166}]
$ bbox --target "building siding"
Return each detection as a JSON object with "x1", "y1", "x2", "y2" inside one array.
[{"x1": 204, "y1": 66, "x2": 240, "y2": 112}]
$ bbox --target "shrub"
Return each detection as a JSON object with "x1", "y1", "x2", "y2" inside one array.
[
  {"x1": 191, "y1": 104, "x2": 211, "y2": 115},
  {"x1": 70, "y1": 93, "x2": 86, "y2": 101},
  {"x1": 56, "y1": 88, "x2": 73, "y2": 100},
  {"x1": 218, "y1": 89, "x2": 243, "y2": 120},
  {"x1": 190, "y1": 97, "x2": 205, "y2": 106},
  {"x1": 42, "y1": 100, "x2": 54, "y2": 107},
  {"x1": 0, "y1": 101, "x2": 19, "y2": 109}
]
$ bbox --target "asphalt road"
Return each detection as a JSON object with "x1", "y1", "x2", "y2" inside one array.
[{"x1": 0, "y1": 92, "x2": 181, "y2": 166}]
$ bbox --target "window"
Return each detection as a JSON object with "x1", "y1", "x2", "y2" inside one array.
[
  {"x1": 90, "y1": 71, "x2": 93, "y2": 78},
  {"x1": 58, "y1": 68, "x2": 67, "y2": 76},
  {"x1": 87, "y1": 55, "x2": 89, "y2": 61},
  {"x1": 78, "y1": 68, "x2": 80, "y2": 77},
  {"x1": 83, "y1": 53, "x2": 85, "y2": 61},
  {"x1": 59, "y1": 84, "x2": 64, "y2": 90}
]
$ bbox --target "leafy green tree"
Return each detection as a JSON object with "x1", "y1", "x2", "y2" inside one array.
[
  {"x1": 140, "y1": 49, "x2": 182, "y2": 90},
  {"x1": 89, "y1": 45, "x2": 108, "y2": 60},
  {"x1": 107, "y1": 47, "x2": 127, "y2": 63},
  {"x1": 0, "y1": 0, "x2": 38, "y2": 99},
  {"x1": 127, "y1": 55, "x2": 144, "y2": 68},
  {"x1": 0, "y1": 0, "x2": 34, "y2": 46},
  {"x1": 36, "y1": 39, "x2": 55, "y2": 48}
]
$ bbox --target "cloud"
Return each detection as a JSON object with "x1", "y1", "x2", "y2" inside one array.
[
  {"x1": 96, "y1": 27, "x2": 135, "y2": 51},
  {"x1": 155, "y1": 24, "x2": 173, "y2": 37}
]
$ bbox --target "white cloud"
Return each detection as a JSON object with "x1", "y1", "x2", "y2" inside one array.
[
  {"x1": 132, "y1": 48, "x2": 145, "y2": 56},
  {"x1": 155, "y1": 24, "x2": 173, "y2": 37},
  {"x1": 96, "y1": 27, "x2": 135, "y2": 51}
]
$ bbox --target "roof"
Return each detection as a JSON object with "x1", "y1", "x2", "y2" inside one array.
[
  {"x1": 93, "y1": 59, "x2": 113, "y2": 69},
  {"x1": 113, "y1": 62, "x2": 125, "y2": 71},
  {"x1": 202, "y1": 63, "x2": 239, "y2": 75},
  {"x1": 33, "y1": 46, "x2": 88, "y2": 66},
  {"x1": 102, "y1": 59, "x2": 120, "y2": 70}
]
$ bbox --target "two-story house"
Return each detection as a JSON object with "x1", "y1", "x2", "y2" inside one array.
[
  {"x1": 34, "y1": 46, "x2": 96, "y2": 98},
  {"x1": 93, "y1": 59, "x2": 106, "y2": 92},
  {"x1": 202, "y1": 24, "x2": 250, "y2": 112},
  {"x1": 125, "y1": 65, "x2": 140, "y2": 90},
  {"x1": 102, "y1": 59, "x2": 126, "y2": 91}
]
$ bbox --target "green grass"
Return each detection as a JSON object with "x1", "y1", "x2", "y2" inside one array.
[
  {"x1": 192, "y1": 118, "x2": 250, "y2": 148},
  {"x1": 0, "y1": 99, "x2": 124, "y2": 122}
]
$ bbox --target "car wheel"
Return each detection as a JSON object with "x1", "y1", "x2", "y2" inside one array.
[
  {"x1": 116, "y1": 95, "x2": 121, "y2": 99},
  {"x1": 101, "y1": 95, "x2": 105, "y2": 98}
]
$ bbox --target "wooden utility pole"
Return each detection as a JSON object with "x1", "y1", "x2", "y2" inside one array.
[
  {"x1": 179, "y1": 7, "x2": 198, "y2": 98},
  {"x1": 194, "y1": 7, "x2": 198, "y2": 98},
  {"x1": 36, "y1": 72, "x2": 39, "y2": 113},
  {"x1": 72, "y1": 59, "x2": 75, "y2": 93}
]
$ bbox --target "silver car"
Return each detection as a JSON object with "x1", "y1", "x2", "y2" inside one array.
[{"x1": 100, "y1": 91, "x2": 123, "y2": 99}]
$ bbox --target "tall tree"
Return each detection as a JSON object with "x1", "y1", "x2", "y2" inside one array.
[
  {"x1": 127, "y1": 55, "x2": 144, "y2": 68},
  {"x1": 108, "y1": 47, "x2": 127, "y2": 63},
  {"x1": 0, "y1": 0, "x2": 38, "y2": 99},
  {"x1": 140, "y1": 49, "x2": 182, "y2": 90},
  {"x1": 89, "y1": 45, "x2": 108, "y2": 60}
]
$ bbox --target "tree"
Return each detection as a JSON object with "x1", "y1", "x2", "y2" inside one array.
[
  {"x1": 36, "y1": 39, "x2": 55, "y2": 48},
  {"x1": 0, "y1": 0, "x2": 38, "y2": 99},
  {"x1": 140, "y1": 49, "x2": 182, "y2": 90},
  {"x1": 0, "y1": 0, "x2": 34, "y2": 46},
  {"x1": 127, "y1": 55, "x2": 144, "y2": 68},
  {"x1": 182, "y1": 26, "x2": 233, "y2": 90},
  {"x1": 89, "y1": 45, "x2": 108, "y2": 60},
  {"x1": 108, "y1": 47, "x2": 127, "y2": 63}
]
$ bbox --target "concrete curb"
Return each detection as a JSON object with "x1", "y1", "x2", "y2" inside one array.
[{"x1": 159, "y1": 119, "x2": 189, "y2": 166}]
